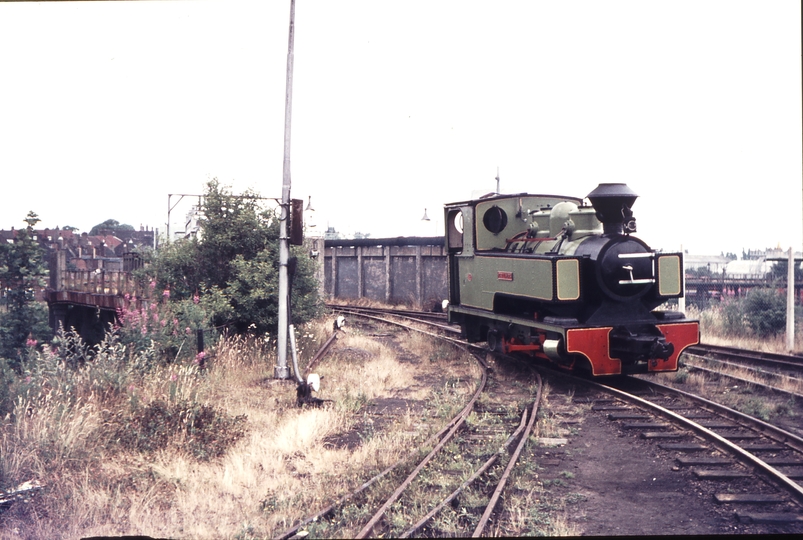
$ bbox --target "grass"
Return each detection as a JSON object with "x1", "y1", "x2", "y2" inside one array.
[
  {"x1": 687, "y1": 303, "x2": 803, "y2": 354},
  {"x1": 653, "y1": 303, "x2": 803, "y2": 424},
  {"x1": 0, "y1": 317, "x2": 482, "y2": 538}
]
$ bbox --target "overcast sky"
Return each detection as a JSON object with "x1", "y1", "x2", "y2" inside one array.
[{"x1": 0, "y1": 0, "x2": 800, "y2": 256}]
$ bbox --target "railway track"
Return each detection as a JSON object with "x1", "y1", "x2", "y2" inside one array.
[
  {"x1": 687, "y1": 343, "x2": 803, "y2": 372},
  {"x1": 277, "y1": 306, "x2": 544, "y2": 538},
  {"x1": 325, "y1": 303, "x2": 454, "y2": 333},
  {"x1": 281, "y1": 306, "x2": 803, "y2": 534},
  {"x1": 589, "y1": 375, "x2": 803, "y2": 524},
  {"x1": 681, "y1": 343, "x2": 803, "y2": 400},
  {"x1": 685, "y1": 343, "x2": 803, "y2": 379}
]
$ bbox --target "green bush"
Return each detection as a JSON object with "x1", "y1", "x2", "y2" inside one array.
[
  {"x1": 115, "y1": 294, "x2": 215, "y2": 366},
  {"x1": 136, "y1": 179, "x2": 323, "y2": 336},
  {"x1": 0, "y1": 211, "x2": 52, "y2": 369},
  {"x1": 742, "y1": 288, "x2": 786, "y2": 338}
]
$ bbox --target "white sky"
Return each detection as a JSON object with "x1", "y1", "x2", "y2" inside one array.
[{"x1": 0, "y1": 0, "x2": 800, "y2": 256}]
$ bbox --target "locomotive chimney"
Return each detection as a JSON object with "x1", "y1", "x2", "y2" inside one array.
[{"x1": 586, "y1": 183, "x2": 638, "y2": 235}]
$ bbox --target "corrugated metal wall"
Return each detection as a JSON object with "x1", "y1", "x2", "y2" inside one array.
[{"x1": 324, "y1": 238, "x2": 447, "y2": 309}]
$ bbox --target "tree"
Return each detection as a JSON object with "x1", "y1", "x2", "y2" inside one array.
[
  {"x1": 142, "y1": 180, "x2": 322, "y2": 334},
  {"x1": 770, "y1": 259, "x2": 803, "y2": 283},
  {"x1": 0, "y1": 211, "x2": 52, "y2": 366},
  {"x1": 89, "y1": 219, "x2": 135, "y2": 236}
]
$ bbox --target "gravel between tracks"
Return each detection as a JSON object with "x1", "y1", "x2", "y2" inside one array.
[{"x1": 528, "y1": 380, "x2": 803, "y2": 536}]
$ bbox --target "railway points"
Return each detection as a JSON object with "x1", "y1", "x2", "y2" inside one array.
[{"x1": 280, "y1": 305, "x2": 803, "y2": 536}]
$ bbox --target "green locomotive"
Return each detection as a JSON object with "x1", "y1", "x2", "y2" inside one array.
[{"x1": 444, "y1": 183, "x2": 699, "y2": 376}]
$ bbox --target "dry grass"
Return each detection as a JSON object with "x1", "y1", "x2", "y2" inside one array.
[
  {"x1": 658, "y1": 358, "x2": 800, "y2": 423},
  {"x1": 0, "y1": 318, "x2": 481, "y2": 539},
  {"x1": 501, "y1": 486, "x2": 582, "y2": 537},
  {"x1": 687, "y1": 304, "x2": 803, "y2": 354}
]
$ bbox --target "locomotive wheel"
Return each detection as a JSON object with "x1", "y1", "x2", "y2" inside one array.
[{"x1": 487, "y1": 330, "x2": 501, "y2": 352}]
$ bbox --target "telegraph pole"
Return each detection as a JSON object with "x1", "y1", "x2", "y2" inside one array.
[{"x1": 276, "y1": 0, "x2": 296, "y2": 379}]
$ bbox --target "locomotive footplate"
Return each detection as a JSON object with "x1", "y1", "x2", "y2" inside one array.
[{"x1": 566, "y1": 322, "x2": 699, "y2": 376}]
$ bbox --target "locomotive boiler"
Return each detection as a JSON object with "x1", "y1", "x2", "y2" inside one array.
[{"x1": 445, "y1": 183, "x2": 699, "y2": 376}]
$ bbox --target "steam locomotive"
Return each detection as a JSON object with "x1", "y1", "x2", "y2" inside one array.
[{"x1": 444, "y1": 183, "x2": 699, "y2": 376}]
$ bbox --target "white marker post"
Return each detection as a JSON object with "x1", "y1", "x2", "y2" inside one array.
[{"x1": 787, "y1": 247, "x2": 795, "y2": 352}]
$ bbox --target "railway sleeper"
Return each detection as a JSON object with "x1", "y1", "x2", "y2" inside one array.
[{"x1": 736, "y1": 512, "x2": 803, "y2": 524}]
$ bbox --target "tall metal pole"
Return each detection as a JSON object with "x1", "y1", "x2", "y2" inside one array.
[
  {"x1": 787, "y1": 247, "x2": 795, "y2": 351},
  {"x1": 276, "y1": 0, "x2": 296, "y2": 379}
]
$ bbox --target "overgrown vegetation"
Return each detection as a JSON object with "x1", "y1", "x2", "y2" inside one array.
[
  {"x1": 690, "y1": 287, "x2": 800, "y2": 346},
  {"x1": 0, "y1": 180, "x2": 329, "y2": 537},
  {"x1": 0, "y1": 325, "x2": 251, "y2": 537},
  {"x1": 0, "y1": 317, "x2": 485, "y2": 538},
  {"x1": 0, "y1": 212, "x2": 52, "y2": 369},
  {"x1": 137, "y1": 179, "x2": 322, "y2": 334}
]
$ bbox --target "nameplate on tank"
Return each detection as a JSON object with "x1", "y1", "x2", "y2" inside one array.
[{"x1": 497, "y1": 271, "x2": 514, "y2": 281}]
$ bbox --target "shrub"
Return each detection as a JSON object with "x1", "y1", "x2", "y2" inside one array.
[
  {"x1": 110, "y1": 399, "x2": 247, "y2": 461},
  {"x1": 742, "y1": 288, "x2": 786, "y2": 338},
  {"x1": 135, "y1": 179, "x2": 323, "y2": 336},
  {"x1": 0, "y1": 211, "x2": 52, "y2": 369},
  {"x1": 116, "y1": 294, "x2": 216, "y2": 366}
]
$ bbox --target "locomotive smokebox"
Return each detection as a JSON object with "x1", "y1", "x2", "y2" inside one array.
[{"x1": 587, "y1": 183, "x2": 639, "y2": 235}]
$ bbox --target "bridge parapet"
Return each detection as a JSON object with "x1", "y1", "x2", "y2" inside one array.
[
  {"x1": 56, "y1": 269, "x2": 141, "y2": 297},
  {"x1": 46, "y1": 248, "x2": 145, "y2": 334}
]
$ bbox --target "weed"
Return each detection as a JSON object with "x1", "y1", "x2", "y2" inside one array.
[
  {"x1": 674, "y1": 367, "x2": 690, "y2": 384},
  {"x1": 0, "y1": 315, "x2": 485, "y2": 538},
  {"x1": 738, "y1": 397, "x2": 774, "y2": 422}
]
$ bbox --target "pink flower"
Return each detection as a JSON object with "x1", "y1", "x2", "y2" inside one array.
[
  {"x1": 160, "y1": 319, "x2": 167, "y2": 327},
  {"x1": 194, "y1": 351, "x2": 206, "y2": 365},
  {"x1": 128, "y1": 384, "x2": 135, "y2": 393},
  {"x1": 193, "y1": 294, "x2": 200, "y2": 304},
  {"x1": 149, "y1": 281, "x2": 156, "y2": 290},
  {"x1": 170, "y1": 373, "x2": 178, "y2": 382},
  {"x1": 162, "y1": 289, "x2": 170, "y2": 299},
  {"x1": 185, "y1": 327, "x2": 192, "y2": 335},
  {"x1": 25, "y1": 338, "x2": 37, "y2": 348}
]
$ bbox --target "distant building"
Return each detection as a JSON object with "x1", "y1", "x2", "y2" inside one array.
[
  {"x1": 0, "y1": 225, "x2": 158, "y2": 274},
  {"x1": 324, "y1": 226, "x2": 341, "y2": 240},
  {"x1": 724, "y1": 259, "x2": 772, "y2": 278},
  {"x1": 174, "y1": 205, "x2": 203, "y2": 240},
  {"x1": 743, "y1": 247, "x2": 792, "y2": 260},
  {"x1": 684, "y1": 254, "x2": 732, "y2": 274}
]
